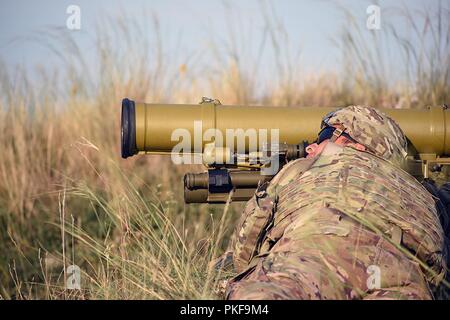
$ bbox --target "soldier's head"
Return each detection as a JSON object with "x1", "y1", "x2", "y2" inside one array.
[{"x1": 306, "y1": 105, "x2": 408, "y2": 166}]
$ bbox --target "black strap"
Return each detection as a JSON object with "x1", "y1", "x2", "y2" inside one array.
[
  {"x1": 422, "y1": 179, "x2": 449, "y2": 233},
  {"x1": 421, "y1": 179, "x2": 450, "y2": 299}
]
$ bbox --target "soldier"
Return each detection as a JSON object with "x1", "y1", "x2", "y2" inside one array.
[{"x1": 222, "y1": 105, "x2": 447, "y2": 300}]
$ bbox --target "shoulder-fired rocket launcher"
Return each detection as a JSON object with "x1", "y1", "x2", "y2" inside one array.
[{"x1": 121, "y1": 97, "x2": 450, "y2": 204}]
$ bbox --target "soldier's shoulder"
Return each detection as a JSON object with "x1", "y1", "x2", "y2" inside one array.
[{"x1": 268, "y1": 157, "x2": 317, "y2": 191}]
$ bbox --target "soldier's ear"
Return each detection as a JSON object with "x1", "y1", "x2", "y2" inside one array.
[{"x1": 306, "y1": 143, "x2": 319, "y2": 154}]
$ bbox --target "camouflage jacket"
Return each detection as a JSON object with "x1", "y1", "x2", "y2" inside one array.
[{"x1": 227, "y1": 143, "x2": 446, "y2": 295}]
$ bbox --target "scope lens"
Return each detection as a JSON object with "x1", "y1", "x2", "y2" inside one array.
[{"x1": 121, "y1": 98, "x2": 138, "y2": 158}]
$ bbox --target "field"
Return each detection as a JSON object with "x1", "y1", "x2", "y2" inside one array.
[{"x1": 0, "y1": 4, "x2": 449, "y2": 299}]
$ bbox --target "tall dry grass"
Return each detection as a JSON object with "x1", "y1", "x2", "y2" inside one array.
[{"x1": 0, "y1": 3, "x2": 449, "y2": 299}]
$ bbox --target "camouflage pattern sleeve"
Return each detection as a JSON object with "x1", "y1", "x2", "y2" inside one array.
[{"x1": 228, "y1": 157, "x2": 318, "y2": 273}]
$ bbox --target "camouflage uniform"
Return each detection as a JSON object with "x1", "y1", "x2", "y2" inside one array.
[{"x1": 225, "y1": 106, "x2": 446, "y2": 300}]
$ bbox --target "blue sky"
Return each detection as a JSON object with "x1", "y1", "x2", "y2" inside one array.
[{"x1": 0, "y1": 0, "x2": 444, "y2": 80}]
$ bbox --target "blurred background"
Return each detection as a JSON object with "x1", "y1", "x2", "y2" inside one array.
[{"x1": 0, "y1": 0, "x2": 448, "y2": 299}]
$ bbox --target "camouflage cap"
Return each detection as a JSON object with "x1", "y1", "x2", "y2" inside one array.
[{"x1": 322, "y1": 105, "x2": 408, "y2": 166}]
